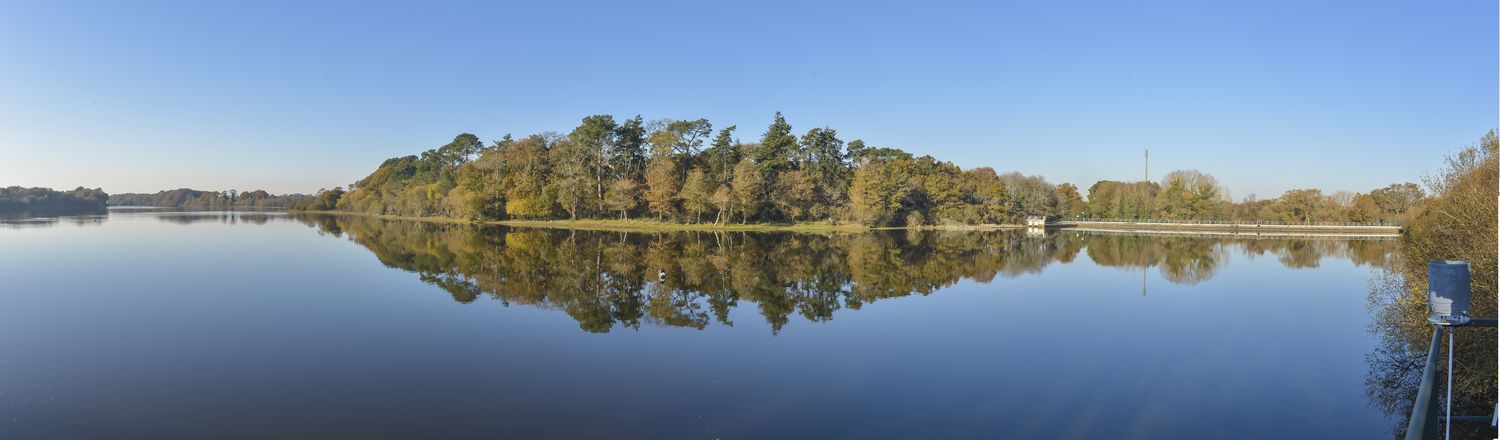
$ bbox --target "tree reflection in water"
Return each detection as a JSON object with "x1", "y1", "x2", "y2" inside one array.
[
  {"x1": 15, "y1": 211, "x2": 1452, "y2": 436},
  {"x1": 1366, "y1": 263, "x2": 1497, "y2": 439},
  {"x1": 292, "y1": 214, "x2": 1399, "y2": 335},
  {"x1": 152, "y1": 211, "x2": 283, "y2": 225},
  {"x1": 0, "y1": 214, "x2": 107, "y2": 229}
]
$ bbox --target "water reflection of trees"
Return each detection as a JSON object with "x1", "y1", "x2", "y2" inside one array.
[
  {"x1": 1085, "y1": 232, "x2": 1398, "y2": 285},
  {"x1": 293, "y1": 215, "x2": 1398, "y2": 334},
  {"x1": 0, "y1": 214, "x2": 107, "y2": 229},
  {"x1": 0, "y1": 206, "x2": 108, "y2": 226},
  {"x1": 1085, "y1": 234, "x2": 1226, "y2": 284},
  {"x1": 152, "y1": 212, "x2": 284, "y2": 225},
  {"x1": 1367, "y1": 267, "x2": 1496, "y2": 439},
  {"x1": 0, "y1": 210, "x2": 290, "y2": 228}
]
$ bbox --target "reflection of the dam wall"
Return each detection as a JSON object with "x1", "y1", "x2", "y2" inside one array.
[{"x1": 292, "y1": 215, "x2": 1399, "y2": 333}]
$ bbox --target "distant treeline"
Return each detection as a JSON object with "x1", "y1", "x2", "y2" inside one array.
[
  {"x1": 1082, "y1": 177, "x2": 1422, "y2": 224},
  {"x1": 111, "y1": 188, "x2": 311, "y2": 209},
  {"x1": 302, "y1": 113, "x2": 1426, "y2": 226},
  {"x1": 0, "y1": 186, "x2": 109, "y2": 212}
]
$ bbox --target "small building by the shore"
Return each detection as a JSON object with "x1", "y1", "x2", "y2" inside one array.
[{"x1": 1025, "y1": 215, "x2": 1051, "y2": 228}]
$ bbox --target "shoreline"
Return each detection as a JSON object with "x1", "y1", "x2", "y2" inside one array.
[
  {"x1": 1051, "y1": 220, "x2": 1401, "y2": 236},
  {"x1": 120, "y1": 208, "x2": 1408, "y2": 237},
  {"x1": 1060, "y1": 226, "x2": 1400, "y2": 239},
  {"x1": 288, "y1": 210, "x2": 1027, "y2": 233}
]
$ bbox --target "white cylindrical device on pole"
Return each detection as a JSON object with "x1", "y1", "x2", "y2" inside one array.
[{"x1": 1427, "y1": 260, "x2": 1471, "y2": 326}]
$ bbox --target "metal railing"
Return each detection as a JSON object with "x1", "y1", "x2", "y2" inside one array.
[
  {"x1": 1405, "y1": 318, "x2": 1497, "y2": 440},
  {"x1": 1054, "y1": 217, "x2": 1402, "y2": 227}
]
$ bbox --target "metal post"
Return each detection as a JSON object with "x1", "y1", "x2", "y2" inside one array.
[
  {"x1": 1445, "y1": 328, "x2": 1452, "y2": 440},
  {"x1": 1405, "y1": 325, "x2": 1443, "y2": 440}
]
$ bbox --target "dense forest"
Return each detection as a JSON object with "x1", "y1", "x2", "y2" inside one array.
[
  {"x1": 304, "y1": 113, "x2": 1424, "y2": 226},
  {"x1": 111, "y1": 188, "x2": 310, "y2": 209},
  {"x1": 0, "y1": 186, "x2": 109, "y2": 212}
]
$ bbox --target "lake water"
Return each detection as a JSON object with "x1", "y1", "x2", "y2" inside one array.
[{"x1": 0, "y1": 210, "x2": 1415, "y2": 438}]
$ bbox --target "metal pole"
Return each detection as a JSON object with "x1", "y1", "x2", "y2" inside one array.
[
  {"x1": 1406, "y1": 325, "x2": 1443, "y2": 440},
  {"x1": 1445, "y1": 328, "x2": 1452, "y2": 440}
]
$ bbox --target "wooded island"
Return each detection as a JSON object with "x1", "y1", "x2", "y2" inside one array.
[{"x1": 290, "y1": 113, "x2": 1435, "y2": 227}]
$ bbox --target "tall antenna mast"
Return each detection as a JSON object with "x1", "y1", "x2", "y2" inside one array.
[{"x1": 1144, "y1": 148, "x2": 1149, "y2": 182}]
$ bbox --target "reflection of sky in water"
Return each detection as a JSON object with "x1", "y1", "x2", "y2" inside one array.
[{"x1": 0, "y1": 211, "x2": 1406, "y2": 438}]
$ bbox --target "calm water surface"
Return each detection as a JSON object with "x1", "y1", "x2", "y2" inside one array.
[{"x1": 0, "y1": 210, "x2": 1410, "y2": 438}]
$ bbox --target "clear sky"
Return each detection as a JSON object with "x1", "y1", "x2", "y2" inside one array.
[{"x1": 1, "y1": 0, "x2": 1494, "y2": 198}]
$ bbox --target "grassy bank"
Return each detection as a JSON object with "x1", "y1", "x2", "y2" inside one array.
[{"x1": 289, "y1": 210, "x2": 1023, "y2": 233}]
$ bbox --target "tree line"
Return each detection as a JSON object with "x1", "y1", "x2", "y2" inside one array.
[
  {"x1": 307, "y1": 113, "x2": 1424, "y2": 226},
  {"x1": 112, "y1": 188, "x2": 312, "y2": 209},
  {"x1": 1083, "y1": 175, "x2": 1423, "y2": 224},
  {"x1": 0, "y1": 186, "x2": 109, "y2": 212},
  {"x1": 323, "y1": 112, "x2": 1017, "y2": 226}
]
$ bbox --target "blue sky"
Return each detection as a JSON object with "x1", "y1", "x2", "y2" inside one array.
[{"x1": 1, "y1": 0, "x2": 1494, "y2": 198}]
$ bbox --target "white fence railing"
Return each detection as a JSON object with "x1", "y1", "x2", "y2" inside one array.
[{"x1": 1055, "y1": 217, "x2": 1402, "y2": 227}]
